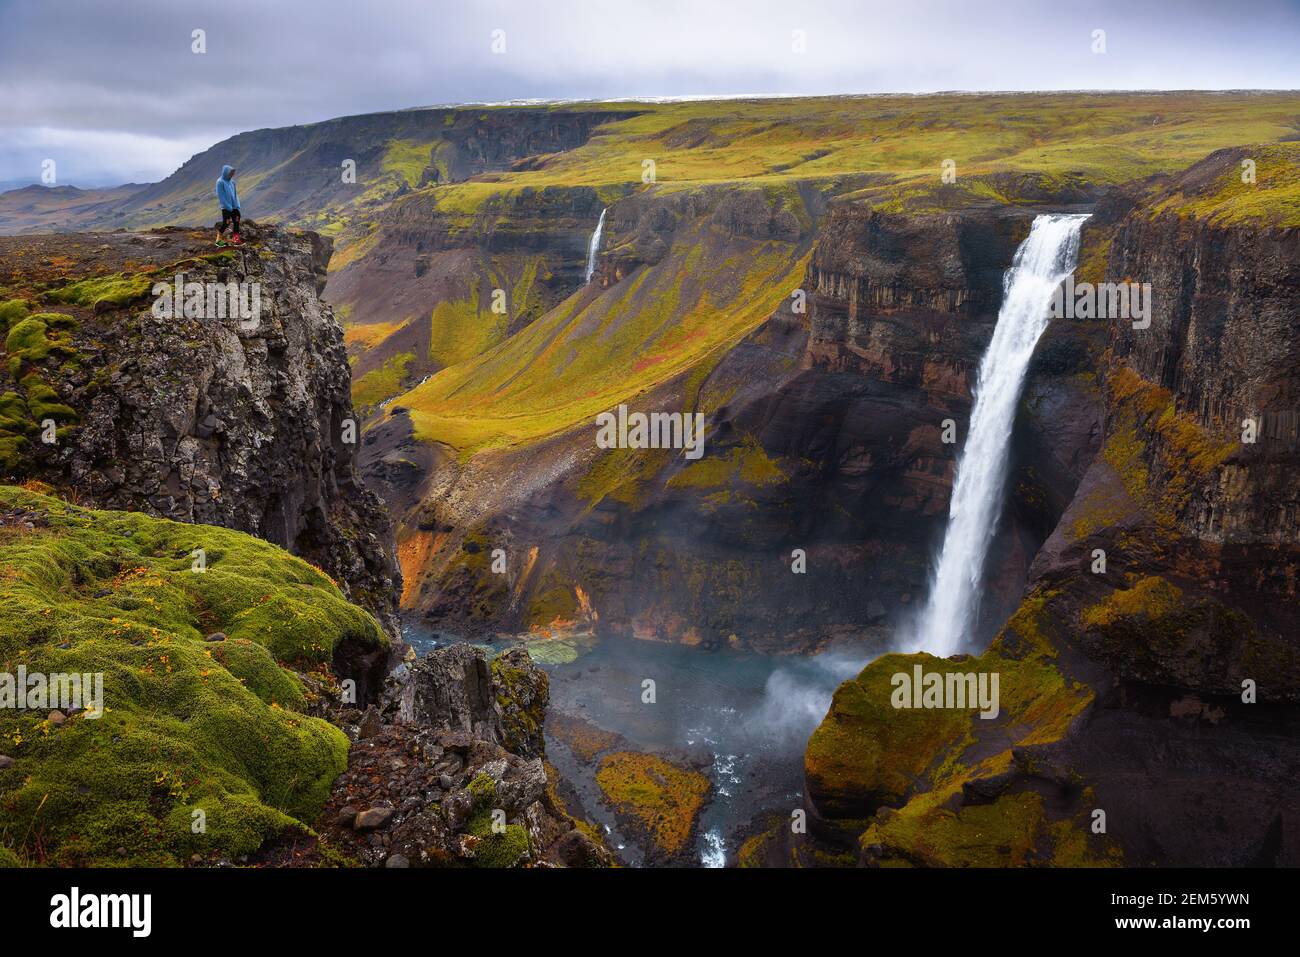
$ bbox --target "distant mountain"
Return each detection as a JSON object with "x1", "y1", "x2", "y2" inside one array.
[
  {"x1": 0, "y1": 183, "x2": 147, "y2": 234},
  {"x1": 0, "y1": 106, "x2": 637, "y2": 238}
]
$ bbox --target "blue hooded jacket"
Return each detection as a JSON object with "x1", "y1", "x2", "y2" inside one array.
[{"x1": 215, "y1": 165, "x2": 240, "y2": 211}]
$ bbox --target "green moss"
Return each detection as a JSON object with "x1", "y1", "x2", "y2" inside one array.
[
  {"x1": 351, "y1": 351, "x2": 414, "y2": 413},
  {"x1": 666, "y1": 436, "x2": 784, "y2": 490},
  {"x1": 737, "y1": 825, "x2": 780, "y2": 868},
  {"x1": 0, "y1": 390, "x2": 31, "y2": 470},
  {"x1": 490, "y1": 652, "x2": 548, "y2": 754},
  {"x1": 207, "y1": 638, "x2": 308, "y2": 710},
  {"x1": 1150, "y1": 142, "x2": 1300, "y2": 228},
  {"x1": 426, "y1": 295, "x2": 484, "y2": 369},
  {"x1": 0, "y1": 436, "x2": 26, "y2": 473},
  {"x1": 576, "y1": 446, "x2": 670, "y2": 509},
  {"x1": 402, "y1": 219, "x2": 810, "y2": 458},
  {"x1": 1105, "y1": 364, "x2": 1236, "y2": 535},
  {"x1": 4, "y1": 314, "x2": 77, "y2": 384},
  {"x1": 466, "y1": 811, "x2": 531, "y2": 868},
  {"x1": 1082, "y1": 576, "x2": 1182, "y2": 629},
  {"x1": 86, "y1": 93, "x2": 1300, "y2": 262},
  {"x1": 0, "y1": 392, "x2": 30, "y2": 433},
  {"x1": 46, "y1": 272, "x2": 153, "y2": 309},
  {"x1": 1068, "y1": 478, "x2": 1132, "y2": 542},
  {"x1": 595, "y1": 751, "x2": 711, "y2": 857},
  {"x1": 804, "y1": 652, "x2": 976, "y2": 818},
  {"x1": 465, "y1": 772, "x2": 494, "y2": 810},
  {"x1": 0, "y1": 485, "x2": 386, "y2": 866},
  {"x1": 524, "y1": 581, "x2": 579, "y2": 628},
  {"x1": 862, "y1": 791, "x2": 1046, "y2": 866},
  {"x1": 29, "y1": 312, "x2": 78, "y2": 331},
  {"x1": 806, "y1": 587, "x2": 1098, "y2": 861},
  {"x1": 460, "y1": 771, "x2": 531, "y2": 867},
  {"x1": 5, "y1": 318, "x2": 52, "y2": 365},
  {"x1": 0, "y1": 369, "x2": 77, "y2": 475},
  {"x1": 0, "y1": 300, "x2": 30, "y2": 329},
  {"x1": 1074, "y1": 230, "x2": 1113, "y2": 286},
  {"x1": 19, "y1": 375, "x2": 77, "y2": 426},
  {"x1": 380, "y1": 139, "x2": 436, "y2": 188}
]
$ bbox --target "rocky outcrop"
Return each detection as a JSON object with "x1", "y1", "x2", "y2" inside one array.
[
  {"x1": 0, "y1": 225, "x2": 401, "y2": 641},
  {"x1": 308, "y1": 644, "x2": 610, "y2": 868},
  {"x1": 380, "y1": 643, "x2": 548, "y2": 758}
]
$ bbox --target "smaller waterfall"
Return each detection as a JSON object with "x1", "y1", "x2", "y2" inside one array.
[{"x1": 585, "y1": 207, "x2": 607, "y2": 283}]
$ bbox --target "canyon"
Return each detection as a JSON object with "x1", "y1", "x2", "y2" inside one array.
[{"x1": 1, "y1": 92, "x2": 1297, "y2": 868}]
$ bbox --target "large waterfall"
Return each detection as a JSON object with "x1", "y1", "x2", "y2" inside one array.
[
  {"x1": 913, "y1": 213, "x2": 1089, "y2": 657},
  {"x1": 585, "y1": 207, "x2": 607, "y2": 283}
]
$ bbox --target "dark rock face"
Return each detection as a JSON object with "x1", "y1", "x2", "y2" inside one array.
[
  {"x1": 1108, "y1": 208, "x2": 1300, "y2": 544},
  {"x1": 384, "y1": 642, "x2": 501, "y2": 738},
  {"x1": 807, "y1": 206, "x2": 1028, "y2": 391},
  {"x1": 1011, "y1": 317, "x2": 1105, "y2": 535},
  {"x1": 0, "y1": 225, "x2": 401, "y2": 639},
  {"x1": 596, "y1": 182, "x2": 819, "y2": 282},
  {"x1": 491, "y1": 647, "x2": 551, "y2": 759}
]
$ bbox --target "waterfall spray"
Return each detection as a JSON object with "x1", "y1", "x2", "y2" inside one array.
[
  {"x1": 585, "y1": 207, "x2": 607, "y2": 283},
  {"x1": 912, "y1": 213, "x2": 1089, "y2": 657}
]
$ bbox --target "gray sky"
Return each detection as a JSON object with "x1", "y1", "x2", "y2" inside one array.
[{"x1": 2, "y1": 0, "x2": 1298, "y2": 187}]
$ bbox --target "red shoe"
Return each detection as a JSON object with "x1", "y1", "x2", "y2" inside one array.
[{"x1": 230, "y1": 233, "x2": 245, "y2": 246}]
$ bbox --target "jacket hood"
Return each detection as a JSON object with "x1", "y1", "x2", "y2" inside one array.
[{"x1": 221, "y1": 165, "x2": 234, "y2": 179}]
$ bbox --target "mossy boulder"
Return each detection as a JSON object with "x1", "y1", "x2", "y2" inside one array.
[
  {"x1": 0, "y1": 393, "x2": 33, "y2": 472},
  {"x1": 804, "y1": 591, "x2": 1099, "y2": 860},
  {"x1": 463, "y1": 771, "x2": 532, "y2": 867},
  {"x1": 805, "y1": 652, "x2": 975, "y2": 823},
  {"x1": 0, "y1": 300, "x2": 31, "y2": 329},
  {"x1": 0, "y1": 486, "x2": 386, "y2": 866},
  {"x1": 490, "y1": 647, "x2": 549, "y2": 758}
]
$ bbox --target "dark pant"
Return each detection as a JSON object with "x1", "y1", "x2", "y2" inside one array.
[{"x1": 219, "y1": 208, "x2": 241, "y2": 234}]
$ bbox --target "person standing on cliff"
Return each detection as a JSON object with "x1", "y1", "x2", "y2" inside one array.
[{"x1": 214, "y1": 165, "x2": 243, "y2": 246}]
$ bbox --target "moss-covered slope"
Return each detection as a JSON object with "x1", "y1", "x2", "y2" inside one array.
[{"x1": 0, "y1": 486, "x2": 386, "y2": 866}]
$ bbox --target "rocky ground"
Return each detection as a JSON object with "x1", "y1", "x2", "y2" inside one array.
[{"x1": 268, "y1": 644, "x2": 614, "y2": 868}]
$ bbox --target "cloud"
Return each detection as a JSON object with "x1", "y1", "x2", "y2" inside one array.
[
  {"x1": 2, "y1": 0, "x2": 1297, "y2": 185},
  {"x1": 0, "y1": 127, "x2": 225, "y2": 187}
]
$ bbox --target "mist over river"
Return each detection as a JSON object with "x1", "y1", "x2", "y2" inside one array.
[{"x1": 404, "y1": 622, "x2": 869, "y2": 866}]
